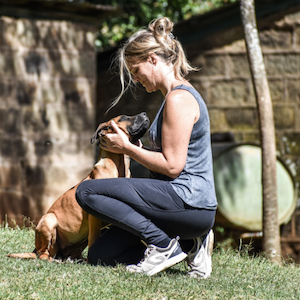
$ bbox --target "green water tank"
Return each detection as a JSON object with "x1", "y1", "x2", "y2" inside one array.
[{"x1": 213, "y1": 143, "x2": 297, "y2": 231}]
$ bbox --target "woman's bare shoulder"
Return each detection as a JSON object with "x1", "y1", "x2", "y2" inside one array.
[{"x1": 164, "y1": 88, "x2": 200, "y2": 123}]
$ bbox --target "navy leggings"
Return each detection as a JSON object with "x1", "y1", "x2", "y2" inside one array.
[{"x1": 76, "y1": 178, "x2": 215, "y2": 265}]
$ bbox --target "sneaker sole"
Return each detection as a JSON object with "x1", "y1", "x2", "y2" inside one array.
[{"x1": 147, "y1": 252, "x2": 187, "y2": 276}]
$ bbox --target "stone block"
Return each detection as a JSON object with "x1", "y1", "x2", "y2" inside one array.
[
  {"x1": 209, "y1": 109, "x2": 229, "y2": 132},
  {"x1": 0, "y1": 108, "x2": 22, "y2": 134},
  {"x1": 41, "y1": 81, "x2": 63, "y2": 104},
  {"x1": 0, "y1": 190, "x2": 40, "y2": 226},
  {"x1": 52, "y1": 133, "x2": 94, "y2": 157},
  {"x1": 229, "y1": 54, "x2": 251, "y2": 77},
  {"x1": 287, "y1": 79, "x2": 300, "y2": 102},
  {"x1": 201, "y1": 55, "x2": 226, "y2": 77},
  {"x1": 266, "y1": 54, "x2": 300, "y2": 76},
  {"x1": 266, "y1": 54, "x2": 285, "y2": 76},
  {"x1": 66, "y1": 108, "x2": 95, "y2": 132},
  {"x1": 284, "y1": 55, "x2": 300, "y2": 75},
  {"x1": 0, "y1": 79, "x2": 17, "y2": 107},
  {"x1": 285, "y1": 11, "x2": 300, "y2": 23},
  {"x1": 45, "y1": 165, "x2": 69, "y2": 187},
  {"x1": 189, "y1": 79, "x2": 209, "y2": 103},
  {"x1": 220, "y1": 38, "x2": 246, "y2": 53},
  {"x1": 16, "y1": 80, "x2": 38, "y2": 105},
  {"x1": 0, "y1": 50, "x2": 47, "y2": 79},
  {"x1": 42, "y1": 51, "x2": 96, "y2": 79},
  {"x1": 22, "y1": 107, "x2": 50, "y2": 133},
  {"x1": 1, "y1": 16, "x2": 95, "y2": 51},
  {"x1": 42, "y1": 79, "x2": 95, "y2": 107},
  {"x1": 23, "y1": 164, "x2": 46, "y2": 187},
  {"x1": 36, "y1": 20, "x2": 95, "y2": 52},
  {"x1": 238, "y1": 132, "x2": 260, "y2": 143},
  {"x1": 34, "y1": 137, "x2": 53, "y2": 157},
  {"x1": 0, "y1": 163, "x2": 22, "y2": 189},
  {"x1": 210, "y1": 80, "x2": 249, "y2": 105},
  {"x1": 44, "y1": 153, "x2": 94, "y2": 189},
  {"x1": 54, "y1": 107, "x2": 95, "y2": 136},
  {"x1": 0, "y1": 136, "x2": 27, "y2": 158},
  {"x1": 246, "y1": 81, "x2": 256, "y2": 104},
  {"x1": 225, "y1": 108, "x2": 259, "y2": 130},
  {"x1": 295, "y1": 26, "x2": 300, "y2": 49},
  {"x1": 41, "y1": 106, "x2": 70, "y2": 137},
  {"x1": 2, "y1": 17, "x2": 38, "y2": 48},
  {"x1": 0, "y1": 50, "x2": 16, "y2": 77},
  {"x1": 273, "y1": 106, "x2": 295, "y2": 129},
  {"x1": 4, "y1": 50, "x2": 95, "y2": 79},
  {"x1": 268, "y1": 79, "x2": 285, "y2": 103},
  {"x1": 23, "y1": 51, "x2": 49, "y2": 76},
  {"x1": 24, "y1": 105, "x2": 95, "y2": 138},
  {"x1": 259, "y1": 30, "x2": 292, "y2": 50},
  {"x1": 35, "y1": 80, "x2": 95, "y2": 135}
]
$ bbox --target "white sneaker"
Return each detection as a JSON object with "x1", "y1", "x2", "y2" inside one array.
[
  {"x1": 126, "y1": 237, "x2": 187, "y2": 276},
  {"x1": 186, "y1": 229, "x2": 214, "y2": 279}
]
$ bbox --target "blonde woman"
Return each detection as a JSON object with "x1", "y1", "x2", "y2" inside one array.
[{"x1": 76, "y1": 17, "x2": 217, "y2": 277}]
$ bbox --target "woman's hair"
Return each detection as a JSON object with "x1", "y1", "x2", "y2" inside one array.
[{"x1": 109, "y1": 17, "x2": 197, "y2": 109}]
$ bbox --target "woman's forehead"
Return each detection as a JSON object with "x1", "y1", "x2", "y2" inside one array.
[{"x1": 126, "y1": 55, "x2": 149, "y2": 70}]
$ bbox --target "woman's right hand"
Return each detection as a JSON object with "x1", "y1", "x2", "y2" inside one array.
[{"x1": 100, "y1": 120, "x2": 131, "y2": 154}]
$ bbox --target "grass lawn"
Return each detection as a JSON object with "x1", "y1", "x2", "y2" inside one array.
[{"x1": 1, "y1": 226, "x2": 300, "y2": 300}]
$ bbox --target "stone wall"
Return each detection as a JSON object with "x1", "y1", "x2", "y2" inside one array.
[
  {"x1": 187, "y1": 11, "x2": 300, "y2": 153},
  {"x1": 0, "y1": 16, "x2": 97, "y2": 226}
]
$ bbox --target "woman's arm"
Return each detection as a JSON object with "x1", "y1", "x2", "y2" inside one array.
[{"x1": 101, "y1": 89, "x2": 200, "y2": 178}]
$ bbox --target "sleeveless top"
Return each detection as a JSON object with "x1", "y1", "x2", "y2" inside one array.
[{"x1": 148, "y1": 85, "x2": 217, "y2": 210}]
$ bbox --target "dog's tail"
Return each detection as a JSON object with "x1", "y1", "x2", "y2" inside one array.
[{"x1": 7, "y1": 252, "x2": 37, "y2": 259}]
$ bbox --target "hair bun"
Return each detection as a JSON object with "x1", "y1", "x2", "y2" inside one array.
[{"x1": 148, "y1": 17, "x2": 174, "y2": 37}]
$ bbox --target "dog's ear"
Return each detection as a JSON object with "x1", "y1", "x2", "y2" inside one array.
[{"x1": 91, "y1": 123, "x2": 106, "y2": 144}]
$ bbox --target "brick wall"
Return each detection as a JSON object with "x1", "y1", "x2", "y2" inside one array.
[
  {"x1": 0, "y1": 16, "x2": 97, "y2": 226},
  {"x1": 188, "y1": 13, "x2": 300, "y2": 144}
]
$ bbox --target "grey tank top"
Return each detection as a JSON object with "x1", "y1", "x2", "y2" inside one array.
[{"x1": 148, "y1": 85, "x2": 217, "y2": 210}]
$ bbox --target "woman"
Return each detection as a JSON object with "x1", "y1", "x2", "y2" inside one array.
[{"x1": 76, "y1": 17, "x2": 217, "y2": 277}]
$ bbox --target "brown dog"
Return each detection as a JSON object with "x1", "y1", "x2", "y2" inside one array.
[{"x1": 8, "y1": 112, "x2": 150, "y2": 261}]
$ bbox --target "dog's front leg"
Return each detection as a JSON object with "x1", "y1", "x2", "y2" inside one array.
[{"x1": 88, "y1": 215, "x2": 103, "y2": 249}]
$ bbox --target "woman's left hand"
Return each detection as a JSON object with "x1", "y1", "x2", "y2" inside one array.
[{"x1": 100, "y1": 120, "x2": 131, "y2": 154}]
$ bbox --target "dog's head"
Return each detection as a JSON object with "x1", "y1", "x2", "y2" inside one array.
[{"x1": 91, "y1": 112, "x2": 150, "y2": 145}]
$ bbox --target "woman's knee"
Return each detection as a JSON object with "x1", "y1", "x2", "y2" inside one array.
[{"x1": 75, "y1": 180, "x2": 91, "y2": 209}]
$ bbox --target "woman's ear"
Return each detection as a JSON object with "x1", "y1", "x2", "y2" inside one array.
[{"x1": 148, "y1": 53, "x2": 157, "y2": 65}]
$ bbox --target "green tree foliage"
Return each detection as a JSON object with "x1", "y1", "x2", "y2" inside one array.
[{"x1": 94, "y1": 0, "x2": 237, "y2": 50}]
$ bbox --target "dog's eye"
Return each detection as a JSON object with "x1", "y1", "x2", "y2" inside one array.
[
  {"x1": 99, "y1": 126, "x2": 108, "y2": 136},
  {"x1": 100, "y1": 125, "x2": 114, "y2": 134}
]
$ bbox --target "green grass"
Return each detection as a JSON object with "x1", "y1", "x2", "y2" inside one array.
[{"x1": 1, "y1": 226, "x2": 300, "y2": 300}]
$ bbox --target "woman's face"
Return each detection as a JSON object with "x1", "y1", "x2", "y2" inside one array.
[{"x1": 127, "y1": 57, "x2": 158, "y2": 93}]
